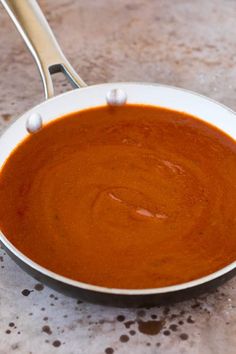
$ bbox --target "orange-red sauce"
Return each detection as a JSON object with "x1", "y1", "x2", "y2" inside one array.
[{"x1": 0, "y1": 105, "x2": 236, "y2": 289}]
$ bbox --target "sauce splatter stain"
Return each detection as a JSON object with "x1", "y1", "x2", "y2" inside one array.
[
  {"x1": 5, "y1": 330, "x2": 11, "y2": 334},
  {"x1": 129, "y1": 330, "x2": 136, "y2": 336},
  {"x1": 187, "y1": 316, "x2": 195, "y2": 324},
  {"x1": 124, "y1": 320, "x2": 135, "y2": 329},
  {"x1": 105, "y1": 348, "x2": 114, "y2": 354},
  {"x1": 163, "y1": 330, "x2": 171, "y2": 336},
  {"x1": 9, "y1": 322, "x2": 15, "y2": 327},
  {"x1": 163, "y1": 307, "x2": 170, "y2": 315},
  {"x1": 169, "y1": 324, "x2": 178, "y2": 332},
  {"x1": 117, "y1": 315, "x2": 125, "y2": 322},
  {"x1": 138, "y1": 320, "x2": 164, "y2": 335},
  {"x1": 34, "y1": 283, "x2": 44, "y2": 291},
  {"x1": 52, "y1": 340, "x2": 61, "y2": 347},
  {"x1": 171, "y1": 314, "x2": 178, "y2": 319},
  {"x1": 151, "y1": 314, "x2": 157, "y2": 319},
  {"x1": 21, "y1": 289, "x2": 32, "y2": 296},
  {"x1": 2, "y1": 113, "x2": 11, "y2": 121},
  {"x1": 120, "y1": 335, "x2": 129, "y2": 343},
  {"x1": 42, "y1": 325, "x2": 52, "y2": 335},
  {"x1": 180, "y1": 333, "x2": 189, "y2": 340}
]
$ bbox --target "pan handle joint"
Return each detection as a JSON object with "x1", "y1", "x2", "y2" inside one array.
[{"x1": 1, "y1": 0, "x2": 87, "y2": 99}]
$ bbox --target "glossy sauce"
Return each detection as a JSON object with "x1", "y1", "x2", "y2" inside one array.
[{"x1": 0, "y1": 105, "x2": 236, "y2": 289}]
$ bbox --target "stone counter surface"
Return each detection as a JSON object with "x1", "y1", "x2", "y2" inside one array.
[{"x1": 0, "y1": 0, "x2": 236, "y2": 353}]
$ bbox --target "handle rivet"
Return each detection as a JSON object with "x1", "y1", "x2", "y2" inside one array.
[
  {"x1": 106, "y1": 88, "x2": 127, "y2": 106},
  {"x1": 26, "y1": 112, "x2": 43, "y2": 133}
]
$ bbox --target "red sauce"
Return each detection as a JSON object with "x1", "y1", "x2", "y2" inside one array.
[{"x1": 0, "y1": 105, "x2": 236, "y2": 289}]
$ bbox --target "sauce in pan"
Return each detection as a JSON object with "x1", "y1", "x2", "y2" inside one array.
[{"x1": 0, "y1": 105, "x2": 236, "y2": 289}]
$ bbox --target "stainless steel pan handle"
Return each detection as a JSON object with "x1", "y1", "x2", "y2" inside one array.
[{"x1": 1, "y1": 0, "x2": 87, "y2": 99}]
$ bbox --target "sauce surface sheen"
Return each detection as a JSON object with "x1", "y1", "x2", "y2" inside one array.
[{"x1": 0, "y1": 104, "x2": 236, "y2": 289}]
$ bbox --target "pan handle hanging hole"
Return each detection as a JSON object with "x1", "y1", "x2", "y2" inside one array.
[
  {"x1": 26, "y1": 113, "x2": 43, "y2": 134},
  {"x1": 106, "y1": 89, "x2": 127, "y2": 106}
]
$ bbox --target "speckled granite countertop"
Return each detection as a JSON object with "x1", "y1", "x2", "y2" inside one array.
[{"x1": 1, "y1": 0, "x2": 236, "y2": 353}]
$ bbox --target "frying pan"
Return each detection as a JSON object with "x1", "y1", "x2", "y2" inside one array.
[{"x1": 1, "y1": 0, "x2": 236, "y2": 307}]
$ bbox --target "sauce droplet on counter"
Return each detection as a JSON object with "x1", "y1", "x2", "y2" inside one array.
[{"x1": 138, "y1": 320, "x2": 165, "y2": 335}]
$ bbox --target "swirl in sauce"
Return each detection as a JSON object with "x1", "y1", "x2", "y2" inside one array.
[{"x1": 0, "y1": 105, "x2": 236, "y2": 289}]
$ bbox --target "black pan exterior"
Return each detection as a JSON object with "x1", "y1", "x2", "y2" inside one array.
[{"x1": 2, "y1": 241, "x2": 236, "y2": 307}]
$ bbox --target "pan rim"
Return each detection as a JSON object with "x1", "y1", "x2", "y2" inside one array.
[
  {"x1": 1, "y1": 229, "x2": 236, "y2": 295},
  {"x1": 0, "y1": 81, "x2": 236, "y2": 296}
]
